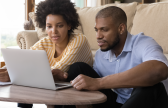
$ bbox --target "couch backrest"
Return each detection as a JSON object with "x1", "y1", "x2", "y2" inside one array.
[
  {"x1": 29, "y1": 2, "x2": 168, "y2": 53},
  {"x1": 77, "y1": 2, "x2": 138, "y2": 50},
  {"x1": 131, "y1": 2, "x2": 168, "y2": 54},
  {"x1": 29, "y1": 2, "x2": 138, "y2": 50}
]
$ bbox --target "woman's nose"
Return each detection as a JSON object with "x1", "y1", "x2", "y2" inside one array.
[{"x1": 52, "y1": 27, "x2": 58, "y2": 34}]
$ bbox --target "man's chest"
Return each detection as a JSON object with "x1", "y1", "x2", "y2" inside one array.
[{"x1": 96, "y1": 52, "x2": 142, "y2": 77}]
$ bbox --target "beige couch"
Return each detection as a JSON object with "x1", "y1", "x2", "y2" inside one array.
[{"x1": 16, "y1": 2, "x2": 168, "y2": 93}]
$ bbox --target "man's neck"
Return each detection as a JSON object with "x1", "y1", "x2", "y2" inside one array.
[{"x1": 112, "y1": 32, "x2": 127, "y2": 57}]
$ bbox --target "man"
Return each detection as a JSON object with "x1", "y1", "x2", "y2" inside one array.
[{"x1": 63, "y1": 6, "x2": 168, "y2": 108}]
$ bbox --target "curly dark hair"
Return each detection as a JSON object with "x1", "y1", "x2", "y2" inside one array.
[{"x1": 35, "y1": 0, "x2": 80, "y2": 36}]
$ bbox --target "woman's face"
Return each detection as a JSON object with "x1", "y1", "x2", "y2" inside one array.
[{"x1": 46, "y1": 14, "x2": 71, "y2": 44}]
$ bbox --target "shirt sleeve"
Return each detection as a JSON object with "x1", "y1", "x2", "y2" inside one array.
[
  {"x1": 143, "y1": 44, "x2": 168, "y2": 66},
  {"x1": 30, "y1": 37, "x2": 52, "y2": 50},
  {"x1": 30, "y1": 40, "x2": 45, "y2": 50},
  {"x1": 51, "y1": 34, "x2": 93, "y2": 72},
  {"x1": 138, "y1": 36, "x2": 168, "y2": 66}
]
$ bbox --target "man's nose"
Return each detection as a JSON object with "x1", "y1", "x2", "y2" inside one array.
[{"x1": 96, "y1": 30, "x2": 103, "y2": 39}]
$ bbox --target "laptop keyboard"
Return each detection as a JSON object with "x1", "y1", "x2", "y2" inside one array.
[{"x1": 55, "y1": 84, "x2": 67, "y2": 87}]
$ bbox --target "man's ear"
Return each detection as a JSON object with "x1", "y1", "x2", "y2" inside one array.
[{"x1": 118, "y1": 23, "x2": 126, "y2": 35}]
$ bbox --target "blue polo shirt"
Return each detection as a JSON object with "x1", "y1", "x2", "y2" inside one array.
[{"x1": 93, "y1": 32, "x2": 168, "y2": 104}]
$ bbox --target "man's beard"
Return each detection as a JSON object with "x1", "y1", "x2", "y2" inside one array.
[{"x1": 100, "y1": 35, "x2": 120, "y2": 52}]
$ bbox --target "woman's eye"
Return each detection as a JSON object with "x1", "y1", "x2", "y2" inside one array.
[
  {"x1": 58, "y1": 25, "x2": 63, "y2": 28},
  {"x1": 47, "y1": 26, "x2": 51, "y2": 28}
]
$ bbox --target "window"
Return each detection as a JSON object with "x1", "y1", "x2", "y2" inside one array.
[
  {"x1": 35, "y1": 0, "x2": 45, "y2": 12},
  {"x1": 0, "y1": 0, "x2": 25, "y2": 48},
  {"x1": 36, "y1": 0, "x2": 86, "y2": 8},
  {"x1": 72, "y1": 0, "x2": 98, "y2": 8},
  {"x1": 71, "y1": 0, "x2": 85, "y2": 8},
  {"x1": 0, "y1": 0, "x2": 25, "y2": 61}
]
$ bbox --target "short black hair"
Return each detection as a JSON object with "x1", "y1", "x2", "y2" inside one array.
[
  {"x1": 96, "y1": 6, "x2": 127, "y2": 26},
  {"x1": 35, "y1": 0, "x2": 80, "y2": 36}
]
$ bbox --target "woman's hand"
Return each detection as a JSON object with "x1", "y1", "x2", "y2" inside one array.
[
  {"x1": 0, "y1": 69, "x2": 10, "y2": 82},
  {"x1": 52, "y1": 69, "x2": 68, "y2": 81}
]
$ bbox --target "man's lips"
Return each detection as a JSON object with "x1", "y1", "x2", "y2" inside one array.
[{"x1": 97, "y1": 40, "x2": 106, "y2": 46}]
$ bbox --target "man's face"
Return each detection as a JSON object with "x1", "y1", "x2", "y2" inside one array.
[{"x1": 95, "y1": 17, "x2": 120, "y2": 51}]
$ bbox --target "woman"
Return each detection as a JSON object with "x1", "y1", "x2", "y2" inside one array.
[{"x1": 0, "y1": 0, "x2": 93, "y2": 108}]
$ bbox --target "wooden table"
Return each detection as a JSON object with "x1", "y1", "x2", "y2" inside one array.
[{"x1": 0, "y1": 85, "x2": 107, "y2": 108}]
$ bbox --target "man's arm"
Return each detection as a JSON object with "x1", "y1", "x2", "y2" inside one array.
[
  {"x1": 71, "y1": 60, "x2": 168, "y2": 90},
  {"x1": 99, "y1": 60, "x2": 168, "y2": 89}
]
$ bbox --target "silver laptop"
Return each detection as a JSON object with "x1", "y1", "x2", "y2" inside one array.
[{"x1": 1, "y1": 48, "x2": 72, "y2": 90}]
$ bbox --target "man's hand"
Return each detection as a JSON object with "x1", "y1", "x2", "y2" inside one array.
[
  {"x1": 52, "y1": 69, "x2": 68, "y2": 81},
  {"x1": 71, "y1": 74, "x2": 101, "y2": 91},
  {"x1": 0, "y1": 69, "x2": 10, "y2": 82}
]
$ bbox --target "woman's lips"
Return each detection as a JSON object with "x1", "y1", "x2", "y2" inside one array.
[{"x1": 52, "y1": 36, "x2": 60, "y2": 40}]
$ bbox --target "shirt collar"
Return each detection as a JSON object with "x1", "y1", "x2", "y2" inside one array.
[
  {"x1": 104, "y1": 32, "x2": 133, "y2": 62},
  {"x1": 122, "y1": 32, "x2": 133, "y2": 52},
  {"x1": 104, "y1": 50, "x2": 115, "y2": 62}
]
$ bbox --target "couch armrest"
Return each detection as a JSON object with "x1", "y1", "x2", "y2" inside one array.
[{"x1": 16, "y1": 30, "x2": 39, "y2": 49}]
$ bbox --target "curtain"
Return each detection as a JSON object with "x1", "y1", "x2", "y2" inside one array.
[
  {"x1": 97, "y1": 0, "x2": 113, "y2": 6},
  {"x1": 87, "y1": 0, "x2": 97, "y2": 7}
]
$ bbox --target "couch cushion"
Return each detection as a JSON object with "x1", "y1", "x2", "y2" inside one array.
[
  {"x1": 29, "y1": 11, "x2": 83, "y2": 40},
  {"x1": 164, "y1": 54, "x2": 168, "y2": 60},
  {"x1": 131, "y1": 2, "x2": 168, "y2": 53},
  {"x1": 77, "y1": 2, "x2": 138, "y2": 50}
]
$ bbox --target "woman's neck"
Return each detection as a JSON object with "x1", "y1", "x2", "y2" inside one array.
[{"x1": 54, "y1": 36, "x2": 69, "y2": 58}]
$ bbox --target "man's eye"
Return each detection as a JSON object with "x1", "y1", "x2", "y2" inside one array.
[
  {"x1": 95, "y1": 29, "x2": 98, "y2": 32},
  {"x1": 103, "y1": 29, "x2": 108, "y2": 32}
]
